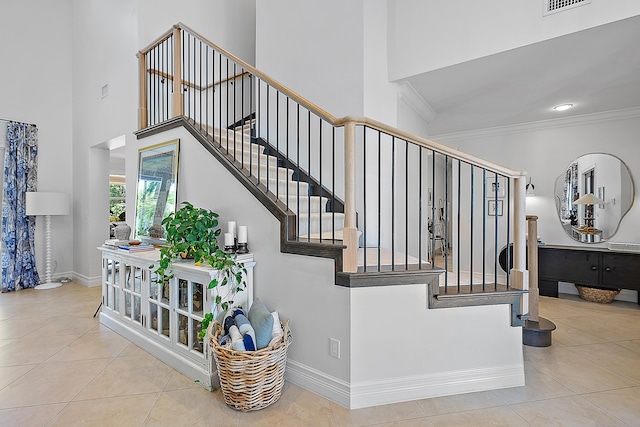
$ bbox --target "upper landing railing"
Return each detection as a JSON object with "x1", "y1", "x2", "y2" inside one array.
[{"x1": 137, "y1": 23, "x2": 529, "y2": 295}]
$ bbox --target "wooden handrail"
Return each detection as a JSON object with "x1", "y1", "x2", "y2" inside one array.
[
  {"x1": 338, "y1": 116, "x2": 526, "y2": 178},
  {"x1": 176, "y1": 22, "x2": 339, "y2": 125},
  {"x1": 146, "y1": 69, "x2": 250, "y2": 91},
  {"x1": 138, "y1": 25, "x2": 176, "y2": 56},
  {"x1": 143, "y1": 22, "x2": 526, "y2": 180}
]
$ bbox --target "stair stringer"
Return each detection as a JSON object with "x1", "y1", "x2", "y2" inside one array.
[{"x1": 135, "y1": 116, "x2": 346, "y2": 273}]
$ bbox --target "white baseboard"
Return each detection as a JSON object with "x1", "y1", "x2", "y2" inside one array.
[
  {"x1": 349, "y1": 365, "x2": 524, "y2": 409},
  {"x1": 285, "y1": 359, "x2": 524, "y2": 410},
  {"x1": 285, "y1": 360, "x2": 351, "y2": 408},
  {"x1": 72, "y1": 272, "x2": 102, "y2": 287}
]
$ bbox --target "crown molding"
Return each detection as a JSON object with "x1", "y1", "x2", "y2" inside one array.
[
  {"x1": 430, "y1": 107, "x2": 640, "y2": 144},
  {"x1": 397, "y1": 81, "x2": 437, "y2": 124}
]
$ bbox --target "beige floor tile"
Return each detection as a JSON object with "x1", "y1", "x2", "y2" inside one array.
[
  {"x1": 0, "y1": 333, "x2": 81, "y2": 366},
  {"x1": 492, "y1": 367, "x2": 575, "y2": 405},
  {"x1": 120, "y1": 342, "x2": 152, "y2": 357},
  {"x1": 75, "y1": 354, "x2": 175, "y2": 400},
  {"x1": 0, "y1": 316, "x2": 43, "y2": 340},
  {"x1": 36, "y1": 315, "x2": 100, "y2": 337},
  {"x1": 582, "y1": 386, "x2": 640, "y2": 426},
  {"x1": 0, "y1": 403, "x2": 66, "y2": 427},
  {"x1": 416, "y1": 390, "x2": 503, "y2": 416},
  {"x1": 566, "y1": 342, "x2": 640, "y2": 382},
  {"x1": 550, "y1": 319, "x2": 609, "y2": 347},
  {"x1": 45, "y1": 329, "x2": 130, "y2": 362},
  {"x1": 558, "y1": 314, "x2": 640, "y2": 342},
  {"x1": 144, "y1": 387, "x2": 239, "y2": 426},
  {"x1": 163, "y1": 370, "x2": 205, "y2": 391},
  {"x1": 511, "y1": 395, "x2": 628, "y2": 426},
  {"x1": 374, "y1": 418, "x2": 435, "y2": 427},
  {"x1": 427, "y1": 406, "x2": 529, "y2": 427},
  {"x1": 617, "y1": 339, "x2": 640, "y2": 355},
  {"x1": 524, "y1": 346, "x2": 638, "y2": 394},
  {"x1": 49, "y1": 393, "x2": 159, "y2": 427},
  {"x1": 0, "y1": 358, "x2": 110, "y2": 409},
  {"x1": 331, "y1": 399, "x2": 425, "y2": 427},
  {"x1": 0, "y1": 364, "x2": 36, "y2": 390},
  {"x1": 237, "y1": 382, "x2": 336, "y2": 427}
]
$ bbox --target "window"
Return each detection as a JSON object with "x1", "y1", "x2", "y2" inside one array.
[{"x1": 110, "y1": 175, "x2": 126, "y2": 222}]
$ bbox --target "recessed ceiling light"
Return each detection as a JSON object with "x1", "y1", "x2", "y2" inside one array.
[{"x1": 553, "y1": 103, "x2": 574, "y2": 111}]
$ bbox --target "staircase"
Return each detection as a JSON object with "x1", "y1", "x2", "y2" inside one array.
[{"x1": 135, "y1": 23, "x2": 530, "y2": 321}]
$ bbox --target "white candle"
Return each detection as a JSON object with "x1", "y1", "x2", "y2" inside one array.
[
  {"x1": 227, "y1": 221, "x2": 236, "y2": 238},
  {"x1": 238, "y1": 226, "x2": 248, "y2": 243},
  {"x1": 224, "y1": 232, "x2": 234, "y2": 247}
]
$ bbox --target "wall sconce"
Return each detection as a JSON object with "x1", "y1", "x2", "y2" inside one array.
[{"x1": 526, "y1": 177, "x2": 535, "y2": 197}]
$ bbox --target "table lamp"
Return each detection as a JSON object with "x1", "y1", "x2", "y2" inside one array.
[{"x1": 26, "y1": 192, "x2": 70, "y2": 290}]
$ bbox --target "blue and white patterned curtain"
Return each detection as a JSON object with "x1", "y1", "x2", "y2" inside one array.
[{"x1": 1, "y1": 122, "x2": 39, "y2": 292}]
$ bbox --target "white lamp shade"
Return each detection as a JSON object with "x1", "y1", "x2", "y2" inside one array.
[
  {"x1": 573, "y1": 193, "x2": 605, "y2": 206},
  {"x1": 26, "y1": 192, "x2": 70, "y2": 216}
]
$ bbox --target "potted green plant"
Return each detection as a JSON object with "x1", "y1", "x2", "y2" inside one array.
[{"x1": 150, "y1": 201, "x2": 247, "y2": 339}]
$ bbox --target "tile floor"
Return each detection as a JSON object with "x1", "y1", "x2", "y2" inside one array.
[{"x1": 1, "y1": 282, "x2": 640, "y2": 426}]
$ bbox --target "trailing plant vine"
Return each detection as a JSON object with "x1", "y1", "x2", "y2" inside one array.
[{"x1": 149, "y1": 202, "x2": 247, "y2": 339}]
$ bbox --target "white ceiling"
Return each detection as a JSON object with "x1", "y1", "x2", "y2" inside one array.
[{"x1": 406, "y1": 15, "x2": 640, "y2": 136}]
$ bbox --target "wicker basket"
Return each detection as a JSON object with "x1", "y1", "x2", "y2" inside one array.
[
  {"x1": 210, "y1": 320, "x2": 292, "y2": 411},
  {"x1": 576, "y1": 285, "x2": 620, "y2": 303}
]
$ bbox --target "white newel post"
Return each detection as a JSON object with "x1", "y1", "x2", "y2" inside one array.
[
  {"x1": 343, "y1": 121, "x2": 358, "y2": 273},
  {"x1": 511, "y1": 175, "x2": 529, "y2": 315}
]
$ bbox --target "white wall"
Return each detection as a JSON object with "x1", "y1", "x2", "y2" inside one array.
[
  {"x1": 134, "y1": 126, "x2": 352, "y2": 390},
  {"x1": 71, "y1": 0, "x2": 140, "y2": 285},
  {"x1": 70, "y1": 0, "x2": 257, "y2": 285},
  {"x1": 0, "y1": 0, "x2": 74, "y2": 280},
  {"x1": 256, "y1": 0, "x2": 365, "y2": 118},
  {"x1": 435, "y1": 110, "x2": 640, "y2": 250},
  {"x1": 351, "y1": 284, "x2": 523, "y2": 408},
  {"x1": 388, "y1": 0, "x2": 640, "y2": 81},
  {"x1": 137, "y1": 0, "x2": 256, "y2": 65}
]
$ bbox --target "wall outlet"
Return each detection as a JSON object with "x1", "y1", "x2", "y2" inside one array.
[{"x1": 329, "y1": 338, "x2": 340, "y2": 359}]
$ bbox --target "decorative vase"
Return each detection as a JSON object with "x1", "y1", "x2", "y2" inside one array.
[{"x1": 114, "y1": 223, "x2": 132, "y2": 240}]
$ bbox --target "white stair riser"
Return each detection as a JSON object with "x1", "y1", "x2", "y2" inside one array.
[
  {"x1": 296, "y1": 213, "x2": 345, "y2": 236},
  {"x1": 260, "y1": 177, "x2": 310, "y2": 196},
  {"x1": 279, "y1": 195, "x2": 328, "y2": 214}
]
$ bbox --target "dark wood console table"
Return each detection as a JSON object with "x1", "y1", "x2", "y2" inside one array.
[{"x1": 538, "y1": 245, "x2": 640, "y2": 303}]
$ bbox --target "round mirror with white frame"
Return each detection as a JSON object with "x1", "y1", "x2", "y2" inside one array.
[{"x1": 554, "y1": 153, "x2": 634, "y2": 243}]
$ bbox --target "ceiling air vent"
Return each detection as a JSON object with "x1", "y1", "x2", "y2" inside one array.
[{"x1": 543, "y1": 0, "x2": 591, "y2": 16}]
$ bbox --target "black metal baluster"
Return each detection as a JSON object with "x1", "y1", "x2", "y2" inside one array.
[
  {"x1": 391, "y1": 135, "x2": 395, "y2": 271},
  {"x1": 307, "y1": 110, "x2": 311, "y2": 241},
  {"x1": 405, "y1": 140, "x2": 409, "y2": 270},
  {"x1": 285, "y1": 96, "x2": 290, "y2": 212},
  {"x1": 233, "y1": 63, "x2": 237, "y2": 162},
  {"x1": 266, "y1": 85, "x2": 270, "y2": 192},
  {"x1": 506, "y1": 177, "x2": 511, "y2": 288},
  {"x1": 319, "y1": 117, "x2": 323, "y2": 241},
  {"x1": 363, "y1": 126, "x2": 367, "y2": 272},
  {"x1": 494, "y1": 174, "x2": 499, "y2": 290},
  {"x1": 431, "y1": 151, "x2": 436, "y2": 269},
  {"x1": 296, "y1": 104, "x2": 300, "y2": 238},
  {"x1": 226, "y1": 58, "x2": 229, "y2": 154},
  {"x1": 419, "y1": 146, "x2": 423, "y2": 269},
  {"x1": 276, "y1": 91, "x2": 279, "y2": 199},
  {"x1": 483, "y1": 169, "x2": 487, "y2": 290},
  {"x1": 332, "y1": 126, "x2": 335, "y2": 243},
  {"x1": 457, "y1": 159, "x2": 461, "y2": 292},
  {"x1": 470, "y1": 164, "x2": 475, "y2": 292},
  {"x1": 378, "y1": 130, "x2": 382, "y2": 272},
  {"x1": 199, "y1": 40, "x2": 202, "y2": 130},
  {"x1": 444, "y1": 155, "x2": 450, "y2": 293}
]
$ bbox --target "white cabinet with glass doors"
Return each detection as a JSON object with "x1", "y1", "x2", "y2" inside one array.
[{"x1": 98, "y1": 247, "x2": 254, "y2": 389}]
